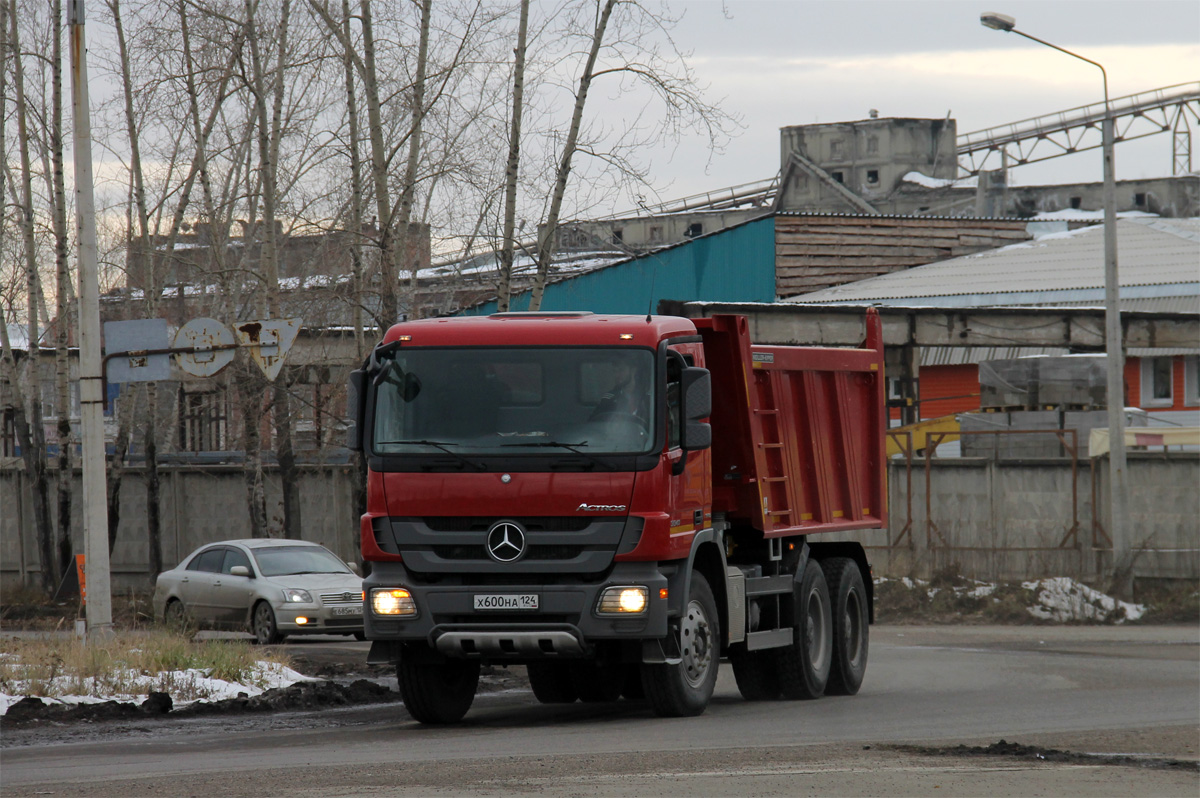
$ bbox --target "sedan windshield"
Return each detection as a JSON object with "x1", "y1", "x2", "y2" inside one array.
[
  {"x1": 371, "y1": 347, "x2": 655, "y2": 456},
  {"x1": 253, "y1": 546, "x2": 353, "y2": 577}
]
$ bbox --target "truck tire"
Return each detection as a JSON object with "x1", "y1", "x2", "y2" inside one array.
[
  {"x1": 397, "y1": 658, "x2": 480, "y2": 724},
  {"x1": 526, "y1": 662, "x2": 578, "y2": 704},
  {"x1": 730, "y1": 649, "x2": 780, "y2": 700},
  {"x1": 571, "y1": 661, "x2": 625, "y2": 703},
  {"x1": 821, "y1": 557, "x2": 869, "y2": 696},
  {"x1": 775, "y1": 558, "x2": 832, "y2": 700},
  {"x1": 641, "y1": 572, "x2": 720, "y2": 717}
]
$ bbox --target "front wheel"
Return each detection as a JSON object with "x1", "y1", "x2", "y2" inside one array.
[
  {"x1": 641, "y1": 572, "x2": 720, "y2": 717},
  {"x1": 398, "y1": 658, "x2": 480, "y2": 724},
  {"x1": 252, "y1": 601, "x2": 285, "y2": 645},
  {"x1": 775, "y1": 558, "x2": 832, "y2": 699}
]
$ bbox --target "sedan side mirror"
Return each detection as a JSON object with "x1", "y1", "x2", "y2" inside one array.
[{"x1": 229, "y1": 565, "x2": 252, "y2": 578}]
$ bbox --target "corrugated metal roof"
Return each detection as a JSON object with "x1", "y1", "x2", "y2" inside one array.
[{"x1": 787, "y1": 217, "x2": 1200, "y2": 304}]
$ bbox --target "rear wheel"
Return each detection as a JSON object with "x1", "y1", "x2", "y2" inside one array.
[
  {"x1": 730, "y1": 648, "x2": 781, "y2": 700},
  {"x1": 252, "y1": 601, "x2": 284, "y2": 645},
  {"x1": 163, "y1": 599, "x2": 192, "y2": 634},
  {"x1": 775, "y1": 558, "x2": 832, "y2": 699},
  {"x1": 526, "y1": 662, "x2": 578, "y2": 704},
  {"x1": 641, "y1": 572, "x2": 720, "y2": 717},
  {"x1": 822, "y1": 557, "x2": 869, "y2": 696},
  {"x1": 398, "y1": 658, "x2": 480, "y2": 724}
]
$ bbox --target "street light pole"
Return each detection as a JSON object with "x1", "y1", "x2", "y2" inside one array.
[
  {"x1": 68, "y1": 0, "x2": 113, "y2": 634},
  {"x1": 980, "y1": 13, "x2": 1132, "y2": 597}
]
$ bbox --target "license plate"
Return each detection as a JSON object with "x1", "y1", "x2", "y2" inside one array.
[
  {"x1": 332, "y1": 606, "x2": 363, "y2": 616},
  {"x1": 474, "y1": 594, "x2": 539, "y2": 611}
]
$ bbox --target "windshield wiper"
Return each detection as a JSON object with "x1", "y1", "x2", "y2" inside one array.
[
  {"x1": 376, "y1": 439, "x2": 485, "y2": 471},
  {"x1": 500, "y1": 440, "x2": 614, "y2": 471}
]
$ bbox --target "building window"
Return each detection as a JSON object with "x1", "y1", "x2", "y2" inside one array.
[
  {"x1": 1184, "y1": 356, "x2": 1199, "y2": 406},
  {"x1": 830, "y1": 140, "x2": 844, "y2": 160},
  {"x1": 178, "y1": 389, "x2": 228, "y2": 452},
  {"x1": 1070, "y1": 197, "x2": 1082, "y2": 210},
  {"x1": 831, "y1": 171, "x2": 844, "y2": 184},
  {"x1": 686, "y1": 222, "x2": 703, "y2": 238},
  {"x1": 866, "y1": 169, "x2": 879, "y2": 184},
  {"x1": 867, "y1": 136, "x2": 879, "y2": 154},
  {"x1": 1140, "y1": 357, "x2": 1174, "y2": 407},
  {"x1": 612, "y1": 228, "x2": 623, "y2": 243},
  {"x1": 1134, "y1": 192, "x2": 1146, "y2": 206},
  {"x1": 649, "y1": 225, "x2": 663, "y2": 243}
]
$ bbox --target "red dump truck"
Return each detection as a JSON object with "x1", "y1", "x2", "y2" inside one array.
[{"x1": 348, "y1": 311, "x2": 886, "y2": 723}]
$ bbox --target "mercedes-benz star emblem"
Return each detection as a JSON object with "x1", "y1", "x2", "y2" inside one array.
[{"x1": 486, "y1": 521, "x2": 526, "y2": 563}]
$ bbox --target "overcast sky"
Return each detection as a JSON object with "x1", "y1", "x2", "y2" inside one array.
[{"x1": 631, "y1": 0, "x2": 1200, "y2": 207}]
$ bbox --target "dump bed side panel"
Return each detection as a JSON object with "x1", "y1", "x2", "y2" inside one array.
[{"x1": 697, "y1": 312, "x2": 887, "y2": 538}]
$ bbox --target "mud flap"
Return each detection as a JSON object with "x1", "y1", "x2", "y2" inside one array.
[{"x1": 641, "y1": 626, "x2": 683, "y2": 665}]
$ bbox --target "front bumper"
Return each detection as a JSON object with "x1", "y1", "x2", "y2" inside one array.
[
  {"x1": 363, "y1": 561, "x2": 668, "y2": 656},
  {"x1": 272, "y1": 603, "x2": 364, "y2": 635}
]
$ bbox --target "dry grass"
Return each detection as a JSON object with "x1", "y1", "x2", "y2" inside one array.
[{"x1": 0, "y1": 632, "x2": 292, "y2": 702}]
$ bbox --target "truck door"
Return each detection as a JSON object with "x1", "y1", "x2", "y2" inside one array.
[{"x1": 666, "y1": 345, "x2": 711, "y2": 539}]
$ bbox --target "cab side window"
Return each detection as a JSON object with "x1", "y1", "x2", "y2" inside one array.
[{"x1": 666, "y1": 356, "x2": 683, "y2": 449}]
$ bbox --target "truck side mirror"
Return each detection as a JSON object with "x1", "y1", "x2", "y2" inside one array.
[
  {"x1": 680, "y1": 366, "x2": 712, "y2": 454},
  {"x1": 347, "y1": 368, "x2": 366, "y2": 451},
  {"x1": 681, "y1": 367, "x2": 711, "y2": 420}
]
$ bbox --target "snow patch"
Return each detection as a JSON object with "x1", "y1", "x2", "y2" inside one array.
[
  {"x1": 0, "y1": 660, "x2": 314, "y2": 716},
  {"x1": 1022, "y1": 577, "x2": 1145, "y2": 623}
]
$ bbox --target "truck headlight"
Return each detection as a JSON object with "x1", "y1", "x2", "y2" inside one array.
[
  {"x1": 597, "y1": 586, "x2": 648, "y2": 615},
  {"x1": 283, "y1": 589, "x2": 313, "y2": 603},
  {"x1": 371, "y1": 588, "x2": 417, "y2": 616}
]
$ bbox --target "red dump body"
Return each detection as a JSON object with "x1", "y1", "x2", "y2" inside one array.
[{"x1": 695, "y1": 313, "x2": 887, "y2": 537}]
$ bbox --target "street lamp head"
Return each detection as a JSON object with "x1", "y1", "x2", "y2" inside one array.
[{"x1": 980, "y1": 12, "x2": 1016, "y2": 31}]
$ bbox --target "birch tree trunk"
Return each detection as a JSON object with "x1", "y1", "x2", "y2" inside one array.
[
  {"x1": 340, "y1": 0, "x2": 366, "y2": 358},
  {"x1": 48, "y1": 0, "x2": 75, "y2": 586},
  {"x1": 108, "y1": 0, "x2": 160, "y2": 563},
  {"x1": 528, "y1": 0, "x2": 617, "y2": 313},
  {"x1": 359, "y1": 0, "x2": 400, "y2": 326},
  {"x1": 400, "y1": 0, "x2": 432, "y2": 316},
  {"x1": 496, "y1": 0, "x2": 529, "y2": 312},
  {"x1": 246, "y1": 0, "x2": 302, "y2": 539},
  {"x1": 9, "y1": 1, "x2": 55, "y2": 593}
]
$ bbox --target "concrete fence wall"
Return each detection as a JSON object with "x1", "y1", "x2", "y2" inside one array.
[{"x1": 2, "y1": 454, "x2": 1196, "y2": 592}]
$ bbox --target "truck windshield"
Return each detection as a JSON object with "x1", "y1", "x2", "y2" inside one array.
[{"x1": 371, "y1": 347, "x2": 655, "y2": 456}]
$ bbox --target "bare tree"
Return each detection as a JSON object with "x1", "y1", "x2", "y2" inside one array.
[{"x1": 7, "y1": 1, "x2": 55, "y2": 593}]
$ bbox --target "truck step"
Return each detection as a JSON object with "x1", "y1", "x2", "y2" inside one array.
[
  {"x1": 744, "y1": 574, "x2": 794, "y2": 597},
  {"x1": 746, "y1": 628, "x2": 793, "y2": 651}
]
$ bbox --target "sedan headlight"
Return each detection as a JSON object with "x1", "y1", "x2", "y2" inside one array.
[
  {"x1": 597, "y1": 586, "x2": 648, "y2": 615},
  {"x1": 371, "y1": 588, "x2": 417, "y2": 616},
  {"x1": 283, "y1": 588, "x2": 313, "y2": 603}
]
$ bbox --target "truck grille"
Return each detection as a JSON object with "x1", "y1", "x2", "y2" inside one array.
[{"x1": 379, "y1": 516, "x2": 638, "y2": 576}]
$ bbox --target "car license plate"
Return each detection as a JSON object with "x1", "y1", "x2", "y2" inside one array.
[
  {"x1": 474, "y1": 594, "x2": 539, "y2": 611},
  {"x1": 332, "y1": 606, "x2": 363, "y2": 616}
]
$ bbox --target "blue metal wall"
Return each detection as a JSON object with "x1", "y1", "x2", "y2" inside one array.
[{"x1": 465, "y1": 216, "x2": 775, "y2": 315}]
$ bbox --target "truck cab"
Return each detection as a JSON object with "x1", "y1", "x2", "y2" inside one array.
[{"x1": 349, "y1": 310, "x2": 885, "y2": 723}]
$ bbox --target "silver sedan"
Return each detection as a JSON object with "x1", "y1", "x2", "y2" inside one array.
[{"x1": 153, "y1": 539, "x2": 364, "y2": 644}]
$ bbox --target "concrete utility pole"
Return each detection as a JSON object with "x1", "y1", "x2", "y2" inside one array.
[
  {"x1": 980, "y1": 12, "x2": 1132, "y2": 598},
  {"x1": 68, "y1": 0, "x2": 112, "y2": 635}
]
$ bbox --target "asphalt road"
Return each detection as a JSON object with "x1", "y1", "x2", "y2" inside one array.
[{"x1": 2, "y1": 625, "x2": 1197, "y2": 797}]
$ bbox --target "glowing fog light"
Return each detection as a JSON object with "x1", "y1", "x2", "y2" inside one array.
[
  {"x1": 295, "y1": 616, "x2": 309, "y2": 625},
  {"x1": 597, "y1": 586, "x2": 648, "y2": 615},
  {"x1": 371, "y1": 588, "x2": 417, "y2": 616}
]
